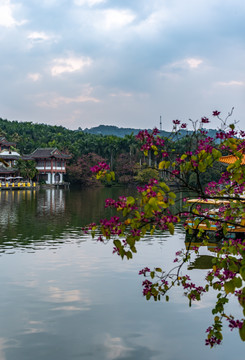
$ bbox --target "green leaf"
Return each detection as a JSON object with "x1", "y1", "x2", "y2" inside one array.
[
  {"x1": 239, "y1": 321, "x2": 245, "y2": 341},
  {"x1": 123, "y1": 208, "x2": 128, "y2": 217},
  {"x1": 240, "y1": 266, "x2": 245, "y2": 280},
  {"x1": 127, "y1": 237, "x2": 136, "y2": 247},
  {"x1": 168, "y1": 192, "x2": 176, "y2": 199},
  {"x1": 168, "y1": 223, "x2": 175, "y2": 235},
  {"x1": 234, "y1": 276, "x2": 242, "y2": 289},
  {"x1": 111, "y1": 171, "x2": 115, "y2": 181},
  {"x1": 181, "y1": 154, "x2": 187, "y2": 160},
  {"x1": 127, "y1": 196, "x2": 135, "y2": 206},
  {"x1": 148, "y1": 197, "x2": 158, "y2": 210},
  {"x1": 159, "y1": 161, "x2": 165, "y2": 170},
  {"x1": 160, "y1": 182, "x2": 170, "y2": 192},
  {"x1": 224, "y1": 279, "x2": 236, "y2": 294},
  {"x1": 113, "y1": 239, "x2": 122, "y2": 249},
  {"x1": 131, "y1": 246, "x2": 137, "y2": 253},
  {"x1": 106, "y1": 173, "x2": 111, "y2": 182},
  {"x1": 229, "y1": 261, "x2": 239, "y2": 273},
  {"x1": 212, "y1": 148, "x2": 221, "y2": 159},
  {"x1": 198, "y1": 162, "x2": 206, "y2": 172},
  {"x1": 146, "y1": 293, "x2": 151, "y2": 300}
]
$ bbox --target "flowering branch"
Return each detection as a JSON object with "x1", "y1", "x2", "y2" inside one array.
[{"x1": 85, "y1": 110, "x2": 245, "y2": 347}]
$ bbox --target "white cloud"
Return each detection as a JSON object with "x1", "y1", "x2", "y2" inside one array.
[
  {"x1": 37, "y1": 89, "x2": 100, "y2": 108},
  {"x1": 28, "y1": 73, "x2": 41, "y2": 81},
  {"x1": 110, "y1": 91, "x2": 133, "y2": 97},
  {"x1": 133, "y1": 9, "x2": 169, "y2": 37},
  {"x1": 170, "y1": 57, "x2": 204, "y2": 70},
  {"x1": 100, "y1": 9, "x2": 135, "y2": 30},
  {"x1": 186, "y1": 58, "x2": 203, "y2": 69},
  {"x1": 74, "y1": 0, "x2": 106, "y2": 6},
  {"x1": 216, "y1": 80, "x2": 244, "y2": 87},
  {"x1": 158, "y1": 57, "x2": 204, "y2": 80},
  {"x1": 0, "y1": 0, "x2": 25, "y2": 27},
  {"x1": 27, "y1": 31, "x2": 59, "y2": 48},
  {"x1": 50, "y1": 55, "x2": 92, "y2": 76},
  {"x1": 28, "y1": 31, "x2": 51, "y2": 42}
]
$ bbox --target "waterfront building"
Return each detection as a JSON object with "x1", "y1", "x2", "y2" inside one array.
[
  {"x1": 0, "y1": 137, "x2": 71, "y2": 185},
  {"x1": 0, "y1": 137, "x2": 19, "y2": 177},
  {"x1": 23, "y1": 148, "x2": 72, "y2": 185},
  {"x1": 0, "y1": 137, "x2": 16, "y2": 152}
]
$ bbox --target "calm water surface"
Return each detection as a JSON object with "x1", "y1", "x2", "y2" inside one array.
[{"x1": 0, "y1": 187, "x2": 244, "y2": 360}]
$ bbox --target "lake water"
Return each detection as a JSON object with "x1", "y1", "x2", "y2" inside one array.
[{"x1": 0, "y1": 187, "x2": 244, "y2": 360}]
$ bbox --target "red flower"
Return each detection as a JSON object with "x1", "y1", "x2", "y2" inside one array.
[{"x1": 201, "y1": 116, "x2": 209, "y2": 123}]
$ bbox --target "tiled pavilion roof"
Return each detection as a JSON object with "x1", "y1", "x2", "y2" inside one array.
[
  {"x1": 219, "y1": 150, "x2": 245, "y2": 165},
  {"x1": 23, "y1": 148, "x2": 71, "y2": 159},
  {"x1": 0, "y1": 137, "x2": 16, "y2": 147}
]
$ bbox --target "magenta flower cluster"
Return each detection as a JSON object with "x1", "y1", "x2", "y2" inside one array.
[
  {"x1": 90, "y1": 161, "x2": 110, "y2": 173},
  {"x1": 196, "y1": 137, "x2": 214, "y2": 154},
  {"x1": 227, "y1": 318, "x2": 243, "y2": 331},
  {"x1": 99, "y1": 216, "x2": 123, "y2": 237},
  {"x1": 135, "y1": 129, "x2": 165, "y2": 154},
  {"x1": 139, "y1": 267, "x2": 151, "y2": 276},
  {"x1": 142, "y1": 279, "x2": 153, "y2": 296}
]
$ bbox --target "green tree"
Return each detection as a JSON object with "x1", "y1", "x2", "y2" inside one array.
[
  {"x1": 134, "y1": 167, "x2": 160, "y2": 184},
  {"x1": 66, "y1": 153, "x2": 107, "y2": 186},
  {"x1": 16, "y1": 159, "x2": 38, "y2": 180}
]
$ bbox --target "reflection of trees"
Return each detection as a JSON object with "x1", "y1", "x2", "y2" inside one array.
[
  {"x1": 0, "y1": 189, "x2": 70, "y2": 246},
  {"x1": 188, "y1": 255, "x2": 216, "y2": 270},
  {"x1": 0, "y1": 187, "x2": 136, "y2": 249},
  {"x1": 65, "y1": 186, "x2": 136, "y2": 227}
]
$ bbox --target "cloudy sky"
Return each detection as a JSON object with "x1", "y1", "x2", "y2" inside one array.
[{"x1": 0, "y1": 0, "x2": 245, "y2": 131}]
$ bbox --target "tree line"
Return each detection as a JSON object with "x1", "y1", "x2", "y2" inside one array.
[{"x1": 0, "y1": 117, "x2": 222, "y2": 185}]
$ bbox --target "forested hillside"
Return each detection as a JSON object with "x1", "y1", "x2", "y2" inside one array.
[
  {"x1": 83, "y1": 124, "x2": 172, "y2": 138},
  {"x1": 0, "y1": 117, "x2": 138, "y2": 161},
  {"x1": 0, "y1": 117, "x2": 221, "y2": 186}
]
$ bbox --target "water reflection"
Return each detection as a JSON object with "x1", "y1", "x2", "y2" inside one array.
[
  {"x1": 0, "y1": 187, "x2": 244, "y2": 360},
  {"x1": 102, "y1": 334, "x2": 133, "y2": 359},
  {"x1": 0, "y1": 186, "x2": 172, "y2": 253},
  {"x1": 37, "y1": 189, "x2": 65, "y2": 215},
  {"x1": 188, "y1": 255, "x2": 216, "y2": 270}
]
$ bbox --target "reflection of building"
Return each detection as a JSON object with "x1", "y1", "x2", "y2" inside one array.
[
  {"x1": 23, "y1": 148, "x2": 71, "y2": 185},
  {"x1": 37, "y1": 189, "x2": 65, "y2": 215}
]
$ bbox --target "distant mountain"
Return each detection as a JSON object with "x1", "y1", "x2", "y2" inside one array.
[
  {"x1": 83, "y1": 124, "x2": 216, "y2": 139},
  {"x1": 83, "y1": 124, "x2": 177, "y2": 138}
]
